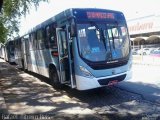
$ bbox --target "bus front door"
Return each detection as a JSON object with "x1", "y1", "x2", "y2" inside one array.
[{"x1": 56, "y1": 28, "x2": 74, "y2": 88}]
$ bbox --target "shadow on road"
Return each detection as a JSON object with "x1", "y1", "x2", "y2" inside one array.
[
  {"x1": 118, "y1": 81, "x2": 160, "y2": 104},
  {"x1": 15, "y1": 71, "x2": 158, "y2": 119},
  {"x1": 0, "y1": 61, "x2": 103, "y2": 119}
]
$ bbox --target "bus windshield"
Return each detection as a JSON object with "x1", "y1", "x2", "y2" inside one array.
[{"x1": 77, "y1": 22, "x2": 130, "y2": 62}]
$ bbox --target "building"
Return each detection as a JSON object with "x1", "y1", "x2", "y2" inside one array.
[{"x1": 127, "y1": 14, "x2": 160, "y2": 48}]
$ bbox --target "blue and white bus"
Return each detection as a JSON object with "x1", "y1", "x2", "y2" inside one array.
[
  {"x1": 0, "y1": 43, "x2": 5, "y2": 59},
  {"x1": 15, "y1": 8, "x2": 132, "y2": 90},
  {"x1": 4, "y1": 40, "x2": 16, "y2": 63}
]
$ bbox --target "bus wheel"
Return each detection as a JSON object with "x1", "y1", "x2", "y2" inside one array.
[
  {"x1": 22, "y1": 59, "x2": 25, "y2": 71},
  {"x1": 49, "y1": 68, "x2": 62, "y2": 89}
]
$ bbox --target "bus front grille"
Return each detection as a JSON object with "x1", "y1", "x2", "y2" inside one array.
[{"x1": 98, "y1": 74, "x2": 126, "y2": 86}]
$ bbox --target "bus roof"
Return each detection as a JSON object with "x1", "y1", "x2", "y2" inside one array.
[
  {"x1": 27, "y1": 8, "x2": 125, "y2": 34},
  {"x1": 55, "y1": 8, "x2": 125, "y2": 22}
]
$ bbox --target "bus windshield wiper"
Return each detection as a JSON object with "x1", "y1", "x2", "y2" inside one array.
[
  {"x1": 111, "y1": 30, "x2": 115, "y2": 49},
  {"x1": 100, "y1": 28, "x2": 107, "y2": 50},
  {"x1": 105, "y1": 28, "x2": 112, "y2": 60}
]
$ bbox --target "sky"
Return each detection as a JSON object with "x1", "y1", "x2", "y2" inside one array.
[{"x1": 19, "y1": 0, "x2": 160, "y2": 35}]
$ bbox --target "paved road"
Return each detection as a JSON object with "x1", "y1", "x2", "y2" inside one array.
[
  {"x1": 118, "y1": 64, "x2": 160, "y2": 104},
  {"x1": 0, "y1": 59, "x2": 160, "y2": 120}
]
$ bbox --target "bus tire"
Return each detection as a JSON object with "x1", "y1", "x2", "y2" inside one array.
[
  {"x1": 49, "y1": 67, "x2": 62, "y2": 89},
  {"x1": 21, "y1": 59, "x2": 27, "y2": 72},
  {"x1": 21, "y1": 59, "x2": 25, "y2": 71}
]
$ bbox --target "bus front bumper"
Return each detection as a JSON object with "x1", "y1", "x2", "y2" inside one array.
[{"x1": 75, "y1": 70, "x2": 132, "y2": 90}]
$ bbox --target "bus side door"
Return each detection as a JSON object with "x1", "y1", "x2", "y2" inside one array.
[{"x1": 56, "y1": 28, "x2": 74, "y2": 88}]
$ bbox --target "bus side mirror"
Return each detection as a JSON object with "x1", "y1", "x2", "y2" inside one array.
[{"x1": 69, "y1": 24, "x2": 77, "y2": 37}]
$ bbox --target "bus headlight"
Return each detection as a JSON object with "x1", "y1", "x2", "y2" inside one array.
[{"x1": 79, "y1": 66, "x2": 93, "y2": 78}]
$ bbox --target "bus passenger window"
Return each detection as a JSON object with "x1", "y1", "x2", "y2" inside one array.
[
  {"x1": 30, "y1": 33, "x2": 36, "y2": 50},
  {"x1": 45, "y1": 25, "x2": 57, "y2": 48},
  {"x1": 49, "y1": 24, "x2": 57, "y2": 48},
  {"x1": 45, "y1": 26, "x2": 50, "y2": 48},
  {"x1": 37, "y1": 29, "x2": 45, "y2": 49}
]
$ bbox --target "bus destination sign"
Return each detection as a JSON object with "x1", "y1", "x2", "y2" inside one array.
[{"x1": 87, "y1": 12, "x2": 115, "y2": 19}]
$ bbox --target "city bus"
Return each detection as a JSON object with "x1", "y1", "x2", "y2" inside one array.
[
  {"x1": 4, "y1": 40, "x2": 16, "y2": 63},
  {"x1": 15, "y1": 8, "x2": 132, "y2": 90},
  {"x1": 14, "y1": 37, "x2": 23, "y2": 67},
  {"x1": 0, "y1": 43, "x2": 5, "y2": 59}
]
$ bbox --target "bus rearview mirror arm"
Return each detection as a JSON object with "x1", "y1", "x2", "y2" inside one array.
[{"x1": 69, "y1": 24, "x2": 77, "y2": 37}]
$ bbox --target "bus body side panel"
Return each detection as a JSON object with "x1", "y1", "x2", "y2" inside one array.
[
  {"x1": 2, "y1": 46, "x2": 5, "y2": 59},
  {"x1": 36, "y1": 49, "x2": 52, "y2": 78},
  {"x1": 38, "y1": 49, "x2": 59, "y2": 78},
  {"x1": 36, "y1": 49, "x2": 47, "y2": 77},
  {"x1": 15, "y1": 39, "x2": 23, "y2": 68},
  {"x1": 27, "y1": 46, "x2": 59, "y2": 78},
  {"x1": 14, "y1": 46, "x2": 20, "y2": 67},
  {"x1": 0, "y1": 43, "x2": 5, "y2": 59},
  {"x1": 28, "y1": 50, "x2": 39, "y2": 73}
]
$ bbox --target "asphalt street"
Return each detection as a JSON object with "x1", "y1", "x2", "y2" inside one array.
[{"x1": 118, "y1": 64, "x2": 160, "y2": 104}]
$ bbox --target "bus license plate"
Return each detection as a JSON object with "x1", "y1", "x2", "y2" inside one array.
[{"x1": 107, "y1": 80, "x2": 118, "y2": 86}]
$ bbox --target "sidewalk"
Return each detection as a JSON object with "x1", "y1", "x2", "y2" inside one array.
[
  {"x1": 0, "y1": 59, "x2": 101, "y2": 120},
  {"x1": 0, "y1": 59, "x2": 8, "y2": 114}
]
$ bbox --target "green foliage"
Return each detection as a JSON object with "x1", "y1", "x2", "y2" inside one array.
[
  {"x1": 0, "y1": 0, "x2": 48, "y2": 43},
  {"x1": 0, "y1": 20, "x2": 7, "y2": 43}
]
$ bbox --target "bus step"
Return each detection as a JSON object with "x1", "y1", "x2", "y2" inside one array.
[
  {"x1": 65, "y1": 83, "x2": 76, "y2": 88},
  {"x1": 61, "y1": 81, "x2": 70, "y2": 84}
]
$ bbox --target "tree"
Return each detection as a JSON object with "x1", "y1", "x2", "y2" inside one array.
[
  {"x1": 0, "y1": 0, "x2": 48, "y2": 43},
  {"x1": 0, "y1": 0, "x2": 3, "y2": 12}
]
